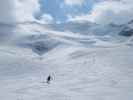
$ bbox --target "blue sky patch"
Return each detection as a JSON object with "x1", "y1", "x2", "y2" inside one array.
[{"x1": 39, "y1": 0, "x2": 95, "y2": 22}]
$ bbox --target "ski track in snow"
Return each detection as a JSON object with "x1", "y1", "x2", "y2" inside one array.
[{"x1": 0, "y1": 45, "x2": 133, "y2": 100}]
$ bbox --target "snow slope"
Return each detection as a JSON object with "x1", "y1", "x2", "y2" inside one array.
[
  {"x1": 0, "y1": 20, "x2": 133, "y2": 100},
  {"x1": 0, "y1": 43, "x2": 133, "y2": 100}
]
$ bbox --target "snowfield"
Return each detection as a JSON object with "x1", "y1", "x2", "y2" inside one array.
[
  {"x1": 0, "y1": 21, "x2": 133, "y2": 100},
  {"x1": 0, "y1": 43, "x2": 133, "y2": 100}
]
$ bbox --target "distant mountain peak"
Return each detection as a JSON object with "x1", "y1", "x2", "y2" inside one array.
[{"x1": 128, "y1": 20, "x2": 133, "y2": 24}]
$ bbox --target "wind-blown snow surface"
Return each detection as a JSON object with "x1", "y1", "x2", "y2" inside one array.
[
  {"x1": 0, "y1": 43, "x2": 133, "y2": 100},
  {"x1": 0, "y1": 21, "x2": 133, "y2": 100}
]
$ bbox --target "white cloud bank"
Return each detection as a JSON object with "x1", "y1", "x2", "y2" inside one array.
[
  {"x1": 64, "y1": 0, "x2": 85, "y2": 6},
  {"x1": 0, "y1": 0, "x2": 53, "y2": 23},
  {"x1": 37, "y1": 14, "x2": 54, "y2": 24},
  {"x1": 14, "y1": 0, "x2": 40, "y2": 22},
  {"x1": 0, "y1": 0, "x2": 15, "y2": 23},
  {"x1": 68, "y1": 0, "x2": 133, "y2": 25}
]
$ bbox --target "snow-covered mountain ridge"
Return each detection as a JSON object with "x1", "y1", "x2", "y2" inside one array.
[{"x1": 0, "y1": 19, "x2": 133, "y2": 55}]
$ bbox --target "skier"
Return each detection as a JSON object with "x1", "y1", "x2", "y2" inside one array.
[{"x1": 46, "y1": 75, "x2": 52, "y2": 84}]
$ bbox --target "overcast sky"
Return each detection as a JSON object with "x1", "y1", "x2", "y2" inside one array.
[{"x1": 0, "y1": 0, "x2": 133, "y2": 24}]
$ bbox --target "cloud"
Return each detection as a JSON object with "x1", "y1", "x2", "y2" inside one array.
[
  {"x1": 0, "y1": 0, "x2": 40, "y2": 23},
  {"x1": 37, "y1": 14, "x2": 54, "y2": 24},
  {"x1": 68, "y1": 0, "x2": 133, "y2": 25},
  {"x1": 64, "y1": 0, "x2": 85, "y2": 6},
  {"x1": 14, "y1": 0, "x2": 40, "y2": 22},
  {"x1": 0, "y1": 0, "x2": 54, "y2": 24},
  {"x1": 0, "y1": 0, "x2": 15, "y2": 23}
]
